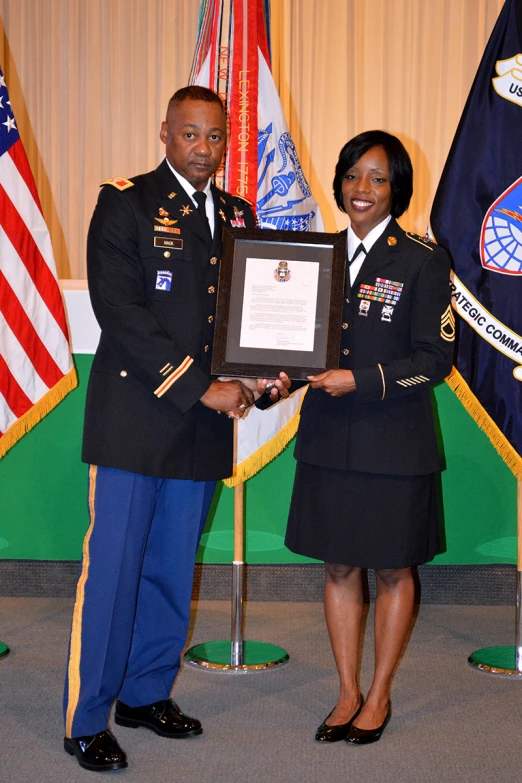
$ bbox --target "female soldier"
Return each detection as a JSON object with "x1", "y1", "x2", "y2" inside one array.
[{"x1": 285, "y1": 131, "x2": 454, "y2": 744}]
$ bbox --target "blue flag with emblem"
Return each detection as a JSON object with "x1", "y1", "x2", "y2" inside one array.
[{"x1": 430, "y1": 0, "x2": 522, "y2": 478}]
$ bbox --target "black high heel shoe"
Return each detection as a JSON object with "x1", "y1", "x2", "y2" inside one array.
[
  {"x1": 315, "y1": 696, "x2": 364, "y2": 742},
  {"x1": 346, "y1": 702, "x2": 391, "y2": 745}
]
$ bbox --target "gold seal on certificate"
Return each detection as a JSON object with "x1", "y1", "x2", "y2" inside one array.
[{"x1": 212, "y1": 228, "x2": 347, "y2": 380}]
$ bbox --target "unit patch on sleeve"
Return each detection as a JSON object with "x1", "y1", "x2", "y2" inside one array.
[{"x1": 155, "y1": 270, "x2": 172, "y2": 291}]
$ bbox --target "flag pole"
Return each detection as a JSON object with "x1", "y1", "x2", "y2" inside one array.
[
  {"x1": 231, "y1": 481, "x2": 245, "y2": 665},
  {"x1": 185, "y1": 476, "x2": 288, "y2": 672},
  {"x1": 468, "y1": 480, "x2": 522, "y2": 676}
]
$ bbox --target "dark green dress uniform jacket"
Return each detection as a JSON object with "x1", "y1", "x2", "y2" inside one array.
[
  {"x1": 294, "y1": 219, "x2": 455, "y2": 476},
  {"x1": 81, "y1": 159, "x2": 255, "y2": 481}
]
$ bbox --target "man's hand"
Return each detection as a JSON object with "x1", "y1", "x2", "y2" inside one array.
[
  {"x1": 307, "y1": 369, "x2": 356, "y2": 397},
  {"x1": 257, "y1": 372, "x2": 292, "y2": 402},
  {"x1": 200, "y1": 380, "x2": 254, "y2": 417}
]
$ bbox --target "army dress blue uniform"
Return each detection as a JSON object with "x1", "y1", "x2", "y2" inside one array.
[
  {"x1": 285, "y1": 218, "x2": 455, "y2": 569},
  {"x1": 64, "y1": 159, "x2": 255, "y2": 739}
]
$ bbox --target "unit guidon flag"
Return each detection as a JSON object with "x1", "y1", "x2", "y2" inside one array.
[
  {"x1": 430, "y1": 0, "x2": 522, "y2": 477},
  {"x1": 191, "y1": 0, "x2": 323, "y2": 485}
]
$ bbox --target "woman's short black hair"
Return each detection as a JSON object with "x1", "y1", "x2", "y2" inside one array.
[{"x1": 333, "y1": 130, "x2": 413, "y2": 218}]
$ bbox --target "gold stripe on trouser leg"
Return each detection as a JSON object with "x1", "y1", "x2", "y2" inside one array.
[{"x1": 65, "y1": 464, "x2": 97, "y2": 738}]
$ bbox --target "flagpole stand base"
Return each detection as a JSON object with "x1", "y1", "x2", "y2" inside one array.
[
  {"x1": 468, "y1": 646, "x2": 522, "y2": 677},
  {"x1": 185, "y1": 640, "x2": 288, "y2": 672},
  {"x1": 0, "y1": 642, "x2": 9, "y2": 659}
]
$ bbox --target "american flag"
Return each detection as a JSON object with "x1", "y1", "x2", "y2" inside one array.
[{"x1": 0, "y1": 67, "x2": 76, "y2": 459}]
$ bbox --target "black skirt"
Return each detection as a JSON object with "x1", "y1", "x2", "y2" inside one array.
[{"x1": 285, "y1": 462, "x2": 442, "y2": 569}]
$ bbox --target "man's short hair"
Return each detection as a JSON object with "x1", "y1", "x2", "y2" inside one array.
[
  {"x1": 167, "y1": 86, "x2": 225, "y2": 117},
  {"x1": 333, "y1": 130, "x2": 413, "y2": 218}
]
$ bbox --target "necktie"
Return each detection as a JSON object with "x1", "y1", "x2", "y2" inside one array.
[
  {"x1": 193, "y1": 191, "x2": 212, "y2": 237},
  {"x1": 349, "y1": 242, "x2": 367, "y2": 264}
]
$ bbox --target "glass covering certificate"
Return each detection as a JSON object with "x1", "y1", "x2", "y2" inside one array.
[
  {"x1": 239, "y1": 257, "x2": 320, "y2": 352},
  {"x1": 212, "y1": 227, "x2": 346, "y2": 380}
]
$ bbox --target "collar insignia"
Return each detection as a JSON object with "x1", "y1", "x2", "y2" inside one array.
[
  {"x1": 387, "y1": 236, "x2": 397, "y2": 246},
  {"x1": 180, "y1": 204, "x2": 193, "y2": 216},
  {"x1": 219, "y1": 209, "x2": 227, "y2": 222}
]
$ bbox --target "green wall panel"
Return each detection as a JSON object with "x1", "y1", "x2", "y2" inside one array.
[{"x1": 0, "y1": 355, "x2": 515, "y2": 564}]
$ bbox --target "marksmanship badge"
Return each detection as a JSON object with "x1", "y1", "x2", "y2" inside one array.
[{"x1": 381, "y1": 305, "x2": 394, "y2": 322}]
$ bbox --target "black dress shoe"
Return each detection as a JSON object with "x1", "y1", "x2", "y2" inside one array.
[
  {"x1": 64, "y1": 729, "x2": 128, "y2": 771},
  {"x1": 315, "y1": 696, "x2": 364, "y2": 742},
  {"x1": 114, "y1": 699, "x2": 202, "y2": 738},
  {"x1": 346, "y1": 702, "x2": 391, "y2": 745}
]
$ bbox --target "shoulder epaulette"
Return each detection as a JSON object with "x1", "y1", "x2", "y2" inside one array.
[
  {"x1": 233, "y1": 194, "x2": 253, "y2": 207},
  {"x1": 101, "y1": 177, "x2": 134, "y2": 191},
  {"x1": 406, "y1": 232, "x2": 435, "y2": 251}
]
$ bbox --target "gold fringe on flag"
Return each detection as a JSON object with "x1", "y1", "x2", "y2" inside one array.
[
  {"x1": 223, "y1": 390, "x2": 307, "y2": 487},
  {"x1": 0, "y1": 367, "x2": 78, "y2": 461},
  {"x1": 445, "y1": 366, "x2": 522, "y2": 479}
]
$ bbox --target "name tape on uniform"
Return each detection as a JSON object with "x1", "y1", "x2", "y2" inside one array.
[{"x1": 154, "y1": 237, "x2": 183, "y2": 250}]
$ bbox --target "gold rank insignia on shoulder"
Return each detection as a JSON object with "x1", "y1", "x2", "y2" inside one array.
[
  {"x1": 101, "y1": 176, "x2": 134, "y2": 190},
  {"x1": 387, "y1": 236, "x2": 397, "y2": 246},
  {"x1": 406, "y1": 232, "x2": 434, "y2": 251},
  {"x1": 440, "y1": 305, "x2": 456, "y2": 341},
  {"x1": 180, "y1": 204, "x2": 193, "y2": 216}
]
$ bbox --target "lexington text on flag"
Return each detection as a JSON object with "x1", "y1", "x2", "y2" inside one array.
[
  {"x1": 430, "y1": 0, "x2": 522, "y2": 479},
  {"x1": 191, "y1": 0, "x2": 324, "y2": 486},
  {"x1": 0, "y1": 67, "x2": 76, "y2": 459}
]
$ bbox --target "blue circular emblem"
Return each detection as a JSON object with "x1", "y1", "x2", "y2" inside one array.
[{"x1": 481, "y1": 176, "x2": 522, "y2": 275}]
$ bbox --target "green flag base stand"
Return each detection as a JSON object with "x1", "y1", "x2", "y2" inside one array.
[
  {"x1": 0, "y1": 641, "x2": 9, "y2": 659},
  {"x1": 468, "y1": 646, "x2": 522, "y2": 678},
  {"x1": 185, "y1": 640, "x2": 288, "y2": 672}
]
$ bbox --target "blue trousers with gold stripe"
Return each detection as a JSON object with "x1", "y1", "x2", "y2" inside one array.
[{"x1": 63, "y1": 465, "x2": 216, "y2": 738}]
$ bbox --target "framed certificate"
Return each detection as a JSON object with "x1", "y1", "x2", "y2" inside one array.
[{"x1": 212, "y1": 228, "x2": 347, "y2": 380}]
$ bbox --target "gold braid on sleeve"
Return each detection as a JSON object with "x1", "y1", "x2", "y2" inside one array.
[{"x1": 377, "y1": 363, "x2": 386, "y2": 400}]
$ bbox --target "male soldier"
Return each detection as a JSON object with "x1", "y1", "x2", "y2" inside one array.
[{"x1": 63, "y1": 86, "x2": 288, "y2": 772}]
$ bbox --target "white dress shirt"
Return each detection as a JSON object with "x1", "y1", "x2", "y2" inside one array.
[
  {"x1": 165, "y1": 157, "x2": 215, "y2": 237},
  {"x1": 347, "y1": 214, "x2": 392, "y2": 286}
]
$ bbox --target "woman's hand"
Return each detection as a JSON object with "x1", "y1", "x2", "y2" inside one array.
[
  {"x1": 307, "y1": 369, "x2": 356, "y2": 397},
  {"x1": 257, "y1": 372, "x2": 292, "y2": 401},
  {"x1": 219, "y1": 373, "x2": 291, "y2": 402}
]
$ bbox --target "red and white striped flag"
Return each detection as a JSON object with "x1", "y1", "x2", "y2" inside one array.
[
  {"x1": 191, "y1": 0, "x2": 323, "y2": 485},
  {"x1": 0, "y1": 67, "x2": 76, "y2": 459}
]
